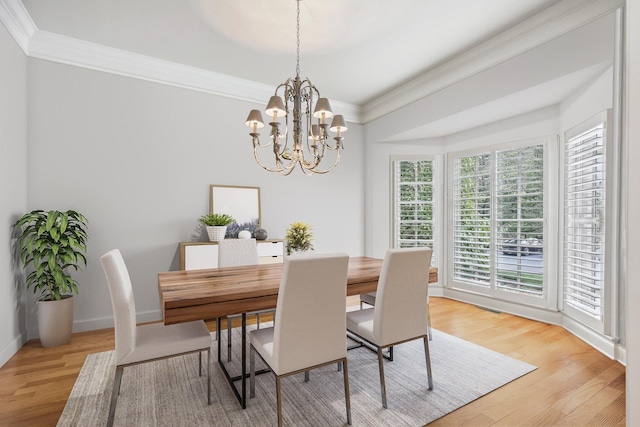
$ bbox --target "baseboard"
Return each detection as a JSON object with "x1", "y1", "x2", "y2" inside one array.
[
  {"x1": 561, "y1": 315, "x2": 619, "y2": 361},
  {"x1": 26, "y1": 308, "x2": 164, "y2": 339},
  {"x1": 442, "y1": 288, "x2": 563, "y2": 325},
  {"x1": 442, "y1": 287, "x2": 625, "y2": 364},
  {"x1": 0, "y1": 332, "x2": 27, "y2": 368}
]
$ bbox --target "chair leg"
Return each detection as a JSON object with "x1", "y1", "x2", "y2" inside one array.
[
  {"x1": 257, "y1": 313, "x2": 261, "y2": 329},
  {"x1": 227, "y1": 317, "x2": 233, "y2": 362},
  {"x1": 276, "y1": 376, "x2": 284, "y2": 427},
  {"x1": 250, "y1": 344, "x2": 256, "y2": 399},
  {"x1": 207, "y1": 348, "x2": 212, "y2": 405},
  {"x1": 377, "y1": 347, "x2": 388, "y2": 409},
  {"x1": 199, "y1": 351, "x2": 203, "y2": 376},
  {"x1": 427, "y1": 305, "x2": 433, "y2": 341},
  {"x1": 423, "y1": 336, "x2": 434, "y2": 390},
  {"x1": 107, "y1": 366, "x2": 124, "y2": 427},
  {"x1": 304, "y1": 371, "x2": 310, "y2": 382},
  {"x1": 342, "y1": 358, "x2": 352, "y2": 425}
]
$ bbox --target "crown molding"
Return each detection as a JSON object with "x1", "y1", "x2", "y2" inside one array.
[
  {"x1": 0, "y1": 0, "x2": 362, "y2": 123},
  {"x1": 362, "y1": 0, "x2": 625, "y2": 123},
  {"x1": 28, "y1": 29, "x2": 362, "y2": 124},
  {"x1": 0, "y1": 0, "x2": 35, "y2": 53},
  {"x1": 28, "y1": 30, "x2": 272, "y2": 101},
  {"x1": 1, "y1": 0, "x2": 620, "y2": 126}
]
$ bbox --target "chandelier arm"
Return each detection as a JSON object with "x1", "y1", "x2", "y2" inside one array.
[
  {"x1": 298, "y1": 152, "x2": 340, "y2": 175},
  {"x1": 251, "y1": 134, "x2": 275, "y2": 149},
  {"x1": 281, "y1": 164, "x2": 297, "y2": 176},
  {"x1": 253, "y1": 146, "x2": 285, "y2": 173},
  {"x1": 298, "y1": 164, "x2": 316, "y2": 176},
  {"x1": 270, "y1": 125, "x2": 290, "y2": 157},
  {"x1": 275, "y1": 81, "x2": 289, "y2": 94},
  {"x1": 277, "y1": 125, "x2": 290, "y2": 156},
  {"x1": 307, "y1": 151, "x2": 341, "y2": 174}
]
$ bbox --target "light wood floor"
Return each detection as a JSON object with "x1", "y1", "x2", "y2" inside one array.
[{"x1": 0, "y1": 297, "x2": 625, "y2": 426}]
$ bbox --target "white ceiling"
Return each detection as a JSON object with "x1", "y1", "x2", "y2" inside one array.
[
  {"x1": 5, "y1": 0, "x2": 619, "y2": 140},
  {"x1": 19, "y1": 0, "x2": 561, "y2": 106}
]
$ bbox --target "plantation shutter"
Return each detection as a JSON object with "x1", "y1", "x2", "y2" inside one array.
[
  {"x1": 564, "y1": 122, "x2": 606, "y2": 320},
  {"x1": 393, "y1": 159, "x2": 436, "y2": 263},
  {"x1": 495, "y1": 145, "x2": 545, "y2": 297},
  {"x1": 451, "y1": 154, "x2": 491, "y2": 287}
]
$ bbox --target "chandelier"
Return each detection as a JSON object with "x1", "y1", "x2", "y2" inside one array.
[{"x1": 245, "y1": 0, "x2": 347, "y2": 176}]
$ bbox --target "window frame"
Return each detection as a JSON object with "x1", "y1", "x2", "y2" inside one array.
[
  {"x1": 390, "y1": 154, "x2": 443, "y2": 275},
  {"x1": 560, "y1": 109, "x2": 618, "y2": 335},
  {"x1": 447, "y1": 137, "x2": 557, "y2": 309}
]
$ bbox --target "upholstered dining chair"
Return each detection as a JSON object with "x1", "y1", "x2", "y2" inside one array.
[
  {"x1": 347, "y1": 247, "x2": 433, "y2": 409},
  {"x1": 249, "y1": 253, "x2": 352, "y2": 427},
  {"x1": 217, "y1": 238, "x2": 275, "y2": 362},
  {"x1": 360, "y1": 293, "x2": 433, "y2": 341},
  {"x1": 100, "y1": 249, "x2": 212, "y2": 427}
]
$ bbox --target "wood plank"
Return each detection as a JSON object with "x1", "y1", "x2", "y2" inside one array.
[
  {"x1": 0, "y1": 298, "x2": 625, "y2": 427},
  {"x1": 158, "y1": 256, "x2": 437, "y2": 324}
]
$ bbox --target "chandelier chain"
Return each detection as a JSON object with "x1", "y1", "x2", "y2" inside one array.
[{"x1": 296, "y1": 0, "x2": 300, "y2": 77}]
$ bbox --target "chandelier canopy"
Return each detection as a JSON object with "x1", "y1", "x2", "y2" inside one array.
[{"x1": 245, "y1": 0, "x2": 347, "y2": 176}]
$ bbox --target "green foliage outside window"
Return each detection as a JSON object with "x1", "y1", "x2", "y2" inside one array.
[{"x1": 395, "y1": 160, "x2": 435, "y2": 253}]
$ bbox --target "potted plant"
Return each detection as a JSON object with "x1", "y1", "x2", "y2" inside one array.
[
  {"x1": 199, "y1": 213, "x2": 235, "y2": 242},
  {"x1": 14, "y1": 209, "x2": 88, "y2": 347},
  {"x1": 285, "y1": 221, "x2": 314, "y2": 255}
]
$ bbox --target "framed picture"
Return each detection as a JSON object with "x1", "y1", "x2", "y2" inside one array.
[{"x1": 210, "y1": 185, "x2": 261, "y2": 238}]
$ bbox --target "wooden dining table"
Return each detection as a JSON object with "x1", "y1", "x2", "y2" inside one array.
[{"x1": 157, "y1": 256, "x2": 437, "y2": 408}]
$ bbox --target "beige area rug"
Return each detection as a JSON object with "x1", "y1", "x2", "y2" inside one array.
[{"x1": 57, "y1": 328, "x2": 535, "y2": 426}]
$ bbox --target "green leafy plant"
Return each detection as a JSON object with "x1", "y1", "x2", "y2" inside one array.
[
  {"x1": 285, "y1": 221, "x2": 314, "y2": 255},
  {"x1": 14, "y1": 210, "x2": 88, "y2": 301},
  {"x1": 199, "y1": 213, "x2": 235, "y2": 226}
]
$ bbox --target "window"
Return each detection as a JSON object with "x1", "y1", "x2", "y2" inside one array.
[
  {"x1": 562, "y1": 110, "x2": 615, "y2": 334},
  {"x1": 495, "y1": 145, "x2": 545, "y2": 297},
  {"x1": 451, "y1": 153, "x2": 491, "y2": 287},
  {"x1": 449, "y1": 138, "x2": 551, "y2": 307},
  {"x1": 392, "y1": 157, "x2": 438, "y2": 264}
]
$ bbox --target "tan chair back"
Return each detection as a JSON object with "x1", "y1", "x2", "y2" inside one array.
[
  {"x1": 272, "y1": 253, "x2": 349, "y2": 374},
  {"x1": 373, "y1": 248, "x2": 433, "y2": 347},
  {"x1": 218, "y1": 238, "x2": 259, "y2": 267},
  {"x1": 100, "y1": 249, "x2": 137, "y2": 365}
]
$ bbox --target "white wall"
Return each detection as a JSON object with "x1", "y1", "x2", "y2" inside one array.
[
  {"x1": 0, "y1": 22, "x2": 27, "y2": 366},
  {"x1": 559, "y1": 66, "x2": 613, "y2": 131},
  {"x1": 365, "y1": 14, "x2": 613, "y2": 144},
  {"x1": 625, "y1": 0, "x2": 640, "y2": 423},
  {"x1": 24, "y1": 58, "x2": 365, "y2": 337}
]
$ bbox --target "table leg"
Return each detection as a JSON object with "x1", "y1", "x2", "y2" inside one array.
[
  {"x1": 241, "y1": 313, "x2": 247, "y2": 408},
  {"x1": 216, "y1": 315, "x2": 244, "y2": 407},
  {"x1": 215, "y1": 313, "x2": 268, "y2": 409},
  {"x1": 217, "y1": 317, "x2": 222, "y2": 363}
]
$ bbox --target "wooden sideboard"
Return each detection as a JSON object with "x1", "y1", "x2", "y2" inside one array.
[{"x1": 179, "y1": 239, "x2": 284, "y2": 270}]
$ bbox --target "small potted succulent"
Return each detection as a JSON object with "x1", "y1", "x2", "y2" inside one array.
[
  {"x1": 199, "y1": 213, "x2": 235, "y2": 242},
  {"x1": 14, "y1": 209, "x2": 88, "y2": 347},
  {"x1": 285, "y1": 221, "x2": 314, "y2": 255}
]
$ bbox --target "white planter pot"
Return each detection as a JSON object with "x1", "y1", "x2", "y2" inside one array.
[
  {"x1": 37, "y1": 295, "x2": 74, "y2": 347},
  {"x1": 206, "y1": 226, "x2": 227, "y2": 242}
]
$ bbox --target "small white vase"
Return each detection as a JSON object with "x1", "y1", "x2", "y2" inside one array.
[
  {"x1": 206, "y1": 226, "x2": 227, "y2": 242},
  {"x1": 37, "y1": 295, "x2": 74, "y2": 347}
]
